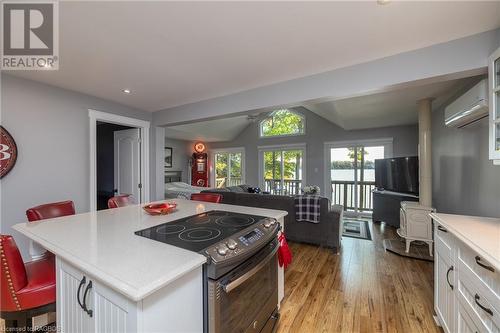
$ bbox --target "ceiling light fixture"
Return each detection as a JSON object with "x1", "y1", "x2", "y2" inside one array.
[
  {"x1": 122, "y1": 89, "x2": 131, "y2": 94},
  {"x1": 377, "y1": 0, "x2": 391, "y2": 4}
]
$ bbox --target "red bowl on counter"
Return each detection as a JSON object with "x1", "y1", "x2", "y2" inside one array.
[{"x1": 143, "y1": 202, "x2": 177, "y2": 215}]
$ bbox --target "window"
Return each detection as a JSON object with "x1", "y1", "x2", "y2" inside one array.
[
  {"x1": 258, "y1": 144, "x2": 306, "y2": 195},
  {"x1": 259, "y1": 109, "x2": 305, "y2": 138},
  {"x1": 210, "y1": 148, "x2": 245, "y2": 188}
]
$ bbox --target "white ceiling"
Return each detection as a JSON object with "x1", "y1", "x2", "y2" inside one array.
[
  {"x1": 305, "y1": 76, "x2": 482, "y2": 130},
  {"x1": 164, "y1": 115, "x2": 251, "y2": 142},
  {"x1": 7, "y1": 1, "x2": 500, "y2": 112}
]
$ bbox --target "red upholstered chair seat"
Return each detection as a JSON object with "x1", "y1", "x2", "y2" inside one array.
[
  {"x1": 26, "y1": 200, "x2": 76, "y2": 259},
  {"x1": 15, "y1": 256, "x2": 56, "y2": 310},
  {"x1": 0, "y1": 235, "x2": 56, "y2": 312},
  {"x1": 190, "y1": 193, "x2": 223, "y2": 203},
  {"x1": 108, "y1": 194, "x2": 133, "y2": 209},
  {"x1": 26, "y1": 200, "x2": 75, "y2": 222}
]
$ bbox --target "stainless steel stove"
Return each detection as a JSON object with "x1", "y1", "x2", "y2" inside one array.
[{"x1": 135, "y1": 210, "x2": 281, "y2": 333}]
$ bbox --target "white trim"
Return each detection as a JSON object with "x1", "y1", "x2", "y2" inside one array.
[
  {"x1": 89, "y1": 109, "x2": 150, "y2": 212},
  {"x1": 323, "y1": 138, "x2": 394, "y2": 217},
  {"x1": 258, "y1": 142, "x2": 307, "y2": 150},
  {"x1": 323, "y1": 137, "x2": 394, "y2": 150},
  {"x1": 208, "y1": 147, "x2": 246, "y2": 188},
  {"x1": 257, "y1": 143, "x2": 307, "y2": 194},
  {"x1": 488, "y1": 47, "x2": 500, "y2": 161}
]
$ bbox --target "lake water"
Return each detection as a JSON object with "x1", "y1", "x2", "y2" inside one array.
[{"x1": 331, "y1": 169, "x2": 375, "y2": 182}]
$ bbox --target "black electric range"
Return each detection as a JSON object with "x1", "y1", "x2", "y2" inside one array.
[
  {"x1": 134, "y1": 210, "x2": 279, "y2": 254},
  {"x1": 135, "y1": 210, "x2": 281, "y2": 333}
]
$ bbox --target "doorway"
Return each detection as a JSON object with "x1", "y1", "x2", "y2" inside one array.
[
  {"x1": 89, "y1": 110, "x2": 150, "y2": 212},
  {"x1": 325, "y1": 139, "x2": 392, "y2": 217},
  {"x1": 259, "y1": 144, "x2": 305, "y2": 195},
  {"x1": 210, "y1": 148, "x2": 245, "y2": 188},
  {"x1": 96, "y1": 122, "x2": 138, "y2": 210}
]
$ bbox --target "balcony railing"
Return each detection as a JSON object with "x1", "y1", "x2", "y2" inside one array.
[
  {"x1": 215, "y1": 177, "x2": 242, "y2": 188},
  {"x1": 263, "y1": 179, "x2": 302, "y2": 195},
  {"x1": 331, "y1": 180, "x2": 376, "y2": 212}
]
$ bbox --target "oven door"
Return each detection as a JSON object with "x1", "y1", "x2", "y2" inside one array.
[{"x1": 208, "y1": 238, "x2": 279, "y2": 333}]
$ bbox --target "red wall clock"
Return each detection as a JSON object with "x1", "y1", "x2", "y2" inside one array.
[{"x1": 0, "y1": 126, "x2": 18, "y2": 178}]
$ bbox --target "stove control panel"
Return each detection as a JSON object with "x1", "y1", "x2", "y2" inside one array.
[
  {"x1": 239, "y1": 228, "x2": 264, "y2": 246},
  {"x1": 206, "y1": 218, "x2": 279, "y2": 263}
]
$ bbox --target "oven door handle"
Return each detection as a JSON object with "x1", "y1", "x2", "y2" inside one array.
[{"x1": 222, "y1": 244, "x2": 278, "y2": 293}]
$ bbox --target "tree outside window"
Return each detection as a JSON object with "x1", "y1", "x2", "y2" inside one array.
[{"x1": 260, "y1": 109, "x2": 305, "y2": 137}]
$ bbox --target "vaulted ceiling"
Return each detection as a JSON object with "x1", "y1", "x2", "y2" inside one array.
[
  {"x1": 304, "y1": 76, "x2": 483, "y2": 130},
  {"x1": 7, "y1": 1, "x2": 500, "y2": 112}
]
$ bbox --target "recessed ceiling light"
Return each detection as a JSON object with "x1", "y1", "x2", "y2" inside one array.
[
  {"x1": 122, "y1": 89, "x2": 131, "y2": 94},
  {"x1": 377, "y1": 0, "x2": 391, "y2": 4}
]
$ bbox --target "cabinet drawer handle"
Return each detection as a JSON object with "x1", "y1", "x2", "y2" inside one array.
[
  {"x1": 446, "y1": 266, "x2": 454, "y2": 290},
  {"x1": 437, "y1": 226, "x2": 447, "y2": 233},
  {"x1": 474, "y1": 294, "x2": 493, "y2": 316},
  {"x1": 77, "y1": 276, "x2": 86, "y2": 310},
  {"x1": 82, "y1": 281, "x2": 93, "y2": 317},
  {"x1": 475, "y1": 256, "x2": 495, "y2": 273}
]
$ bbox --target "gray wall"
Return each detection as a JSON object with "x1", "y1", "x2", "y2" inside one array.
[
  {"x1": 208, "y1": 107, "x2": 418, "y2": 195},
  {"x1": 0, "y1": 74, "x2": 152, "y2": 260},
  {"x1": 164, "y1": 137, "x2": 192, "y2": 183},
  {"x1": 432, "y1": 109, "x2": 500, "y2": 218}
]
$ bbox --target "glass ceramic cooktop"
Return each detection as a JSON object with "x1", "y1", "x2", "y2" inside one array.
[{"x1": 134, "y1": 210, "x2": 268, "y2": 253}]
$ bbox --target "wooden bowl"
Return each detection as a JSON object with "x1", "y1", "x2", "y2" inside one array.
[{"x1": 143, "y1": 202, "x2": 177, "y2": 215}]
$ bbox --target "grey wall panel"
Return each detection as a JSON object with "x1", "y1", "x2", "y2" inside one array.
[
  {"x1": 1, "y1": 74, "x2": 152, "y2": 259},
  {"x1": 432, "y1": 108, "x2": 500, "y2": 218}
]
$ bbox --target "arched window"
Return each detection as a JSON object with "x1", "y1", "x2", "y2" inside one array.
[{"x1": 259, "y1": 109, "x2": 305, "y2": 137}]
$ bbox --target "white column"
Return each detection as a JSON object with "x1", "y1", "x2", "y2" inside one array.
[{"x1": 417, "y1": 98, "x2": 433, "y2": 207}]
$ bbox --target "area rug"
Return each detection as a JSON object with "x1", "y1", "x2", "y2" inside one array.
[
  {"x1": 384, "y1": 238, "x2": 434, "y2": 262},
  {"x1": 342, "y1": 219, "x2": 372, "y2": 241}
]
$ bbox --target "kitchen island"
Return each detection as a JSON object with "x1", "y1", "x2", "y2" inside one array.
[{"x1": 13, "y1": 199, "x2": 287, "y2": 333}]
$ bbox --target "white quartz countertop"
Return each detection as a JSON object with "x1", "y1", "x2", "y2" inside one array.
[
  {"x1": 13, "y1": 199, "x2": 287, "y2": 302},
  {"x1": 430, "y1": 213, "x2": 500, "y2": 271}
]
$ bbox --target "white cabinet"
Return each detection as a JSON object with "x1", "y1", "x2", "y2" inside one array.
[
  {"x1": 457, "y1": 302, "x2": 482, "y2": 333},
  {"x1": 57, "y1": 259, "x2": 93, "y2": 333},
  {"x1": 434, "y1": 224, "x2": 455, "y2": 333},
  {"x1": 433, "y1": 220, "x2": 500, "y2": 333},
  {"x1": 57, "y1": 259, "x2": 136, "y2": 333},
  {"x1": 56, "y1": 257, "x2": 204, "y2": 333},
  {"x1": 489, "y1": 46, "x2": 500, "y2": 164},
  {"x1": 92, "y1": 279, "x2": 137, "y2": 333}
]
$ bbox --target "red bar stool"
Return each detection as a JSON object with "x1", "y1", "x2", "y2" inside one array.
[
  {"x1": 26, "y1": 200, "x2": 76, "y2": 259},
  {"x1": 190, "y1": 193, "x2": 223, "y2": 203},
  {"x1": 107, "y1": 194, "x2": 133, "y2": 209},
  {"x1": 26, "y1": 200, "x2": 75, "y2": 222},
  {"x1": 0, "y1": 235, "x2": 56, "y2": 330}
]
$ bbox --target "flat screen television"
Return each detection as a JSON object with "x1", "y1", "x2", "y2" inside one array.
[{"x1": 374, "y1": 156, "x2": 419, "y2": 195}]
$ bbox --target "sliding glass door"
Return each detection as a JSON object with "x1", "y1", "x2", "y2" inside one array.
[
  {"x1": 212, "y1": 149, "x2": 244, "y2": 188},
  {"x1": 328, "y1": 142, "x2": 387, "y2": 215},
  {"x1": 261, "y1": 147, "x2": 304, "y2": 195}
]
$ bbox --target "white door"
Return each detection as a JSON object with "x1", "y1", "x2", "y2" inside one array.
[
  {"x1": 114, "y1": 129, "x2": 141, "y2": 201},
  {"x1": 326, "y1": 144, "x2": 385, "y2": 217}
]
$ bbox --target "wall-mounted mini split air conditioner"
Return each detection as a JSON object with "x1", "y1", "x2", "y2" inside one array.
[{"x1": 444, "y1": 79, "x2": 489, "y2": 128}]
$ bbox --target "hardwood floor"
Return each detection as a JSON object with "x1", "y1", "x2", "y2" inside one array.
[{"x1": 276, "y1": 222, "x2": 442, "y2": 333}]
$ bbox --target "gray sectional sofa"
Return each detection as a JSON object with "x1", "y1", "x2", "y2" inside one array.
[{"x1": 202, "y1": 185, "x2": 343, "y2": 252}]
